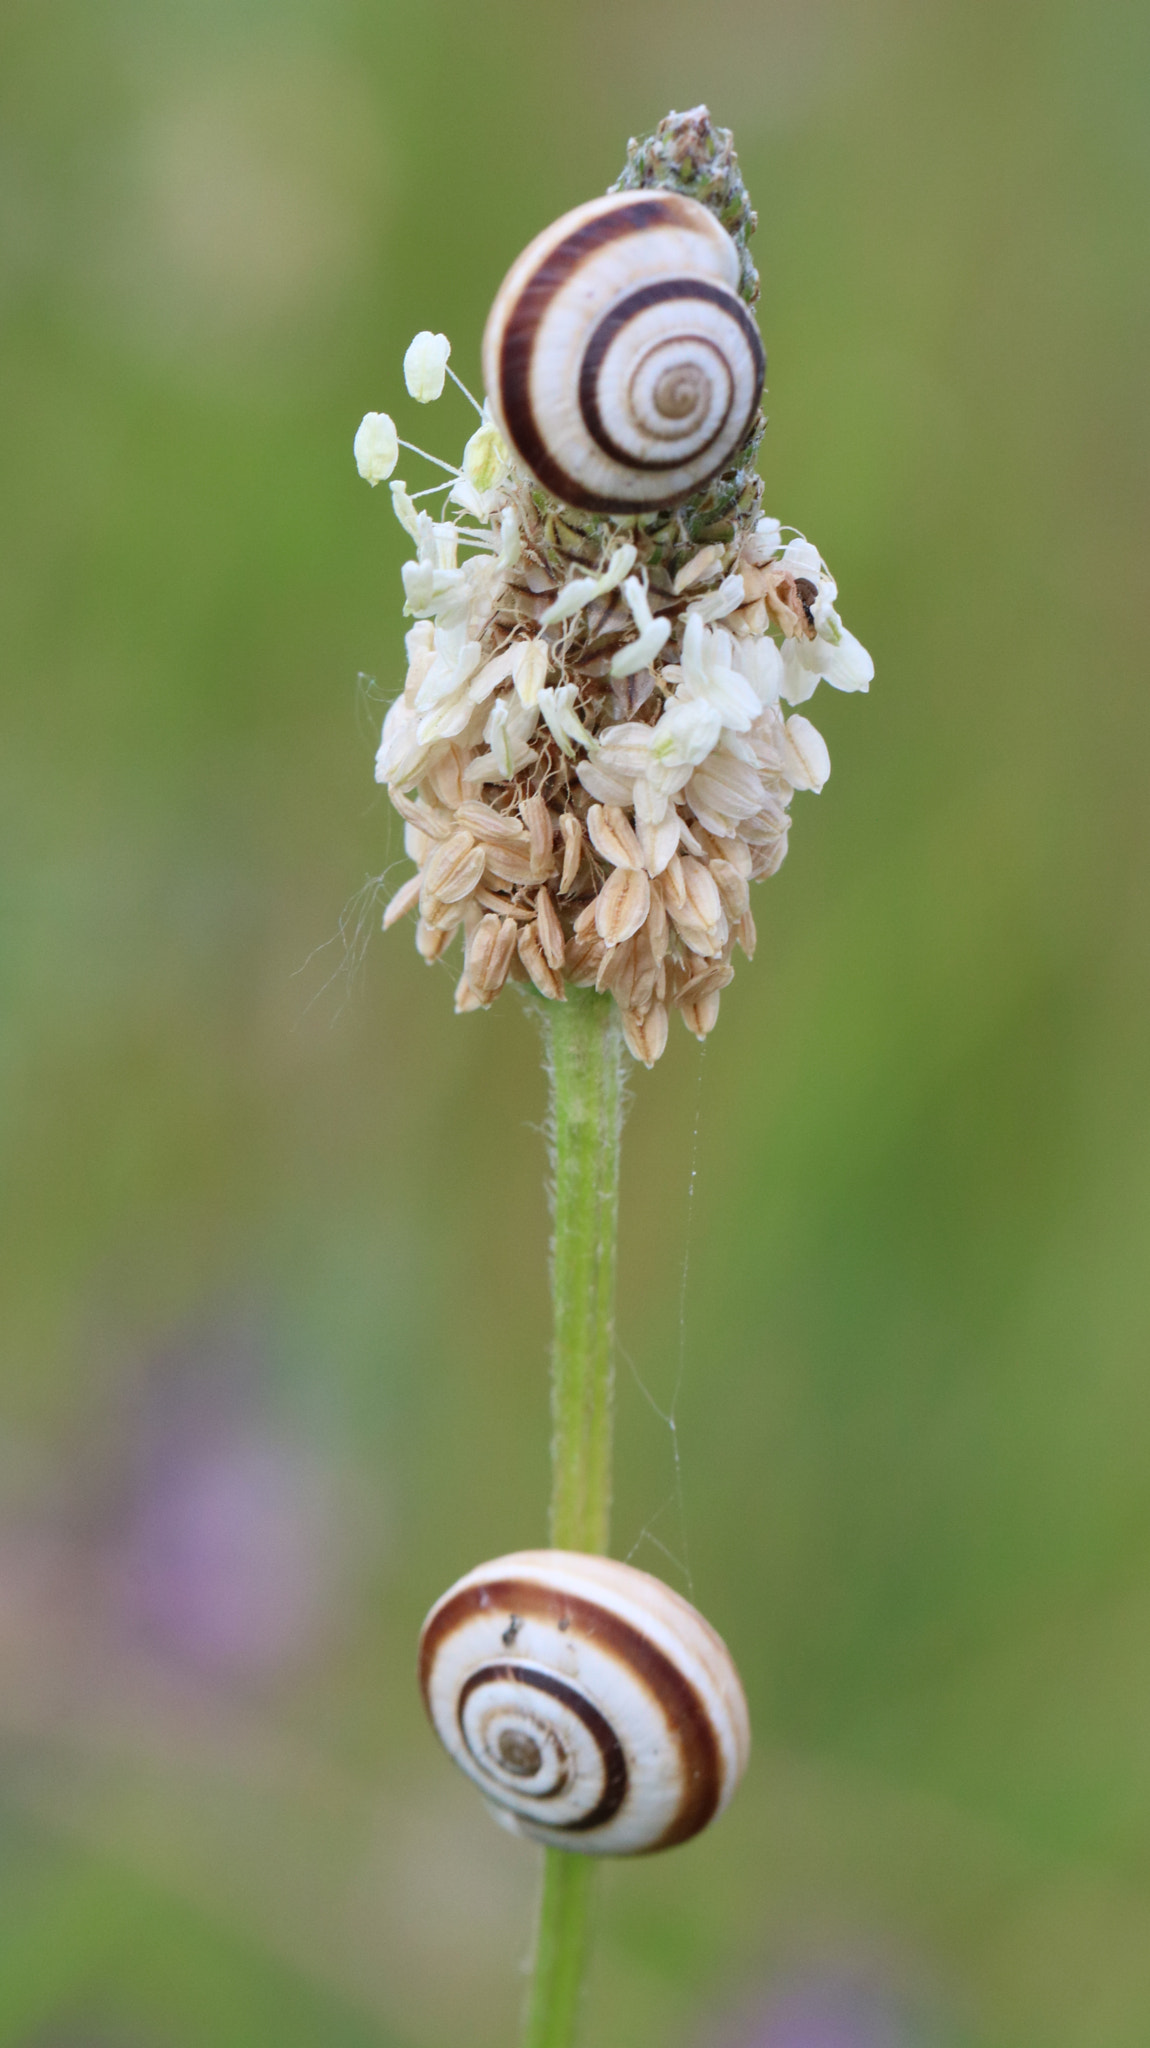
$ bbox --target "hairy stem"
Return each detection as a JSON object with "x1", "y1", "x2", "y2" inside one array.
[{"x1": 523, "y1": 988, "x2": 626, "y2": 2048}]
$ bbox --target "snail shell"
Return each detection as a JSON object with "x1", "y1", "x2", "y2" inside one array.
[
  {"x1": 482, "y1": 191, "x2": 765, "y2": 514},
  {"x1": 418, "y1": 1548, "x2": 750, "y2": 1856}
]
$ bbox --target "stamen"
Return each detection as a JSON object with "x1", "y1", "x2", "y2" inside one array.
[
  {"x1": 446, "y1": 365, "x2": 485, "y2": 417},
  {"x1": 397, "y1": 438, "x2": 462, "y2": 476}
]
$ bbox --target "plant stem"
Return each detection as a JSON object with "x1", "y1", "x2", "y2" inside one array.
[
  {"x1": 523, "y1": 987, "x2": 626, "y2": 2048},
  {"x1": 523, "y1": 1854, "x2": 596, "y2": 2048},
  {"x1": 543, "y1": 987, "x2": 625, "y2": 1555}
]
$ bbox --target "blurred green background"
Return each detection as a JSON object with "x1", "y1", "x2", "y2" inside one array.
[{"x1": 2, "y1": 1, "x2": 1148, "y2": 2043}]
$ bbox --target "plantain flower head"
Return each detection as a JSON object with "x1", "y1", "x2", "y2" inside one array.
[{"x1": 356, "y1": 135, "x2": 871, "y2": 1065}]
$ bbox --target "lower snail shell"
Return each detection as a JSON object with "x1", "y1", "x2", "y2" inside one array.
[
  {"x1": 418, "y1": 1549, "x2": 750, "y2": 1856},
  {"x1": 482, "y1": 190, "x2": 765, "y2": 515}
]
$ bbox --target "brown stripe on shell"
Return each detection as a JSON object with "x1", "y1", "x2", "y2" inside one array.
[
  {"x1": 457, "y1": 1660, "x2": 629, "y2": 1831},
  {"x1": 419, "y1": 1574, "x2": 723, "y2": 1851},
  {"x1": 578, "y1": 276, "x2": 764, "y2": 474},
  {"x1": 498, "y1": 195, "x2": 696, "y2": 512}
]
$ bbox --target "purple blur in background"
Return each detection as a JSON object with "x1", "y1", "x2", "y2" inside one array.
[
  {"x1": 708, "y1": 1971, "x2": 921, "y2": 2048},
  {"x1": 109, "y1": 1321, "x2": 356, "y2": 1684}
]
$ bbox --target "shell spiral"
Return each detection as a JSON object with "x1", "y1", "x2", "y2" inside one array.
[
  {"x1": 418, "y1": 1549, "x2": 750, "y2": 1856},
  {"x1": 482, "y1": 191, "x2": 765, "y2": 515}
]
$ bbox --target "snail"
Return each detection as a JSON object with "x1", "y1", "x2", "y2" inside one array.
[
  {"x1": 482, "y1": 190, "x2": 765, "y2": 515},
  {"x1": 418, "y1": 1548, "x2": 750, "y2": 1856}
]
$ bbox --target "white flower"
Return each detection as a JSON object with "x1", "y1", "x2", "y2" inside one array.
[
  {"x1": 780, "y1": 619, "x2": 873, "y2": 703},
  {"x1": 403, "y1": 331, "x2": 451, "y2": 403},
  {"x1": 780, "y1": 536, "x2": 825, "y2": 593},
  {"x1": 776, "y1": 535, "x2": 873, "y2": 703},
  {"x1": 743, "y1": 705, "x2": 790, "y2": 781},
  {"x1": 448, "y1": 478, "x2": 488, "y2": 518},
  {"x1": 471, "y1": 692, "x2": 539, "y2": 782},
  {"x1": 401, "y1": 559, "x2": 437, "y2": 615},
  {"x1": 576, "y1": 724, "x2": 653, "y2": 807},
  {"x1": 401, "y1": 518, "x2": 465, "y2": 618},
  {"x1": 634, "y1": 807, "x2": 681, "y2": 876},
  {"x1": 430, "y1": 521, "x2": 459, "y2": 571},
  {"x1": 731, "y1": 631, "x2": 783, "y2": 706},
  {"x1": 468, "y1": 644, "x2": 515, "y2": 704},
  {"x1": 401, "y1": 619, "x2": 436, "y2": 703},
  {"x1": 577, "y1": 702, "x2": 721, "y2": 825},
  {"x1": 450, "y1": 412, "x2": 513, "y2": 520},
  {"x1": 673, "y1": 615, "x2": 762, "y2": 734},
  {"x1": 685, "y1": 573, "x2": 745, "y2": 625},
  {"x1": 389, "y1": 479, "x2": 421, "y2": 538},
  {"x1": 540, "y1": 544, "x2": 637, "y2": 628},
  {"x1": 647, "y1": 695, "x2": 721, "y2": 762},
  {"x1": 739, "y1": 515, "x2": 784, "y2": 567},
  {"x1": 414, "y1": 621, "x2": 482, "y2": 711},
  {"x1": 511, "y1": 637, "x2": 549, "y2": 708},
  {"x1": 541, "y1": 574, "x2": 601, "y2": 628},
  {"x1": 672, "y1": 543, "x2": 724, "y2": 595},
  {"x1": 413, "y1": 622, "x2": 484, "y2": 745},
  {"x1": 354, "y1": 411, "x2": 398, "y2": 484},
  {"x1": 685, "y1": 738, "x2": 768, "y2": 836},
  {"x1": 497, "y1": 505, "x2": 521, "y2": 569},
  {"x1": 448, "y1": 550, "x2": 503, "y2": 641},
  {"x1": 780, "y1": 713, "x2": 831, "y2": 791},
  {"x1": 375, "y1": 695, "x2": 430, "y2": 787},
  {"x1": 610, "y1": 577, "x2": 671, "y2": 678},
  {"x1": 537, "y1": 682, "x2": 592, "y2": 756},
  {"x1": 596, "y1": 544, "x2": 638, "y2": 597}
]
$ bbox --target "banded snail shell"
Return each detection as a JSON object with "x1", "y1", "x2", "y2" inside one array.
[
  {"x1": 482, "y1": 190, "x2": 765, "y2": 515},
  {"x1": 418, "y1": 1549, "x2": 750, "y2": 1856}
]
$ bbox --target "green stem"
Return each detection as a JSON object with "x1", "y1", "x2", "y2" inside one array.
[
  {"x1": 522, "y1": 987, "x2": 626, "y2": 2048},
  {"x1": 523, "y1": 1855, "x2": 596, "y2": 2048},
  {"x1": 544, "y1": 987, "x2": 625, "y2": 1555}
]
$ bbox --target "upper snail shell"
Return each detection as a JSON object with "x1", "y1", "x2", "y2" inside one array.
[
  {"x1": 418, "y1": 1548, "x2": 750, "y2": 1856},
  {"x1": 482, "y1": 190, "x2": 765, "y2": 515}
]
